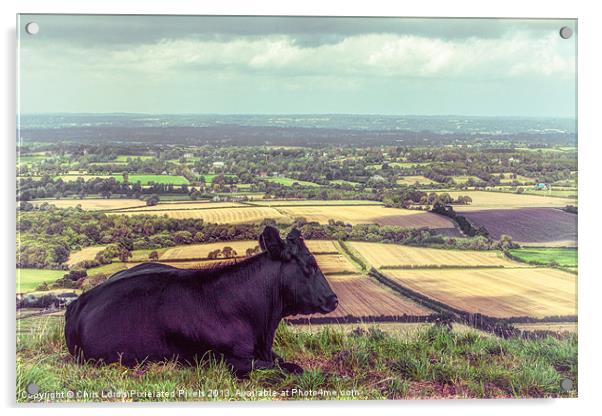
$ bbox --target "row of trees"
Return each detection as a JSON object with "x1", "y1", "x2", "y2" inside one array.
[{"x1": 17, "y1": 205, "x2": 507, "y2": 269}]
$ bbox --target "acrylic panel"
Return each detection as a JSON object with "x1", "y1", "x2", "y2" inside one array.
[{"x1": 16, "y1": 14, "x2": 577, "y2": 402}]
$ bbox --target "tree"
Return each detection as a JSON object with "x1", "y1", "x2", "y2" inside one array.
[
  {"x1": 118, "y1": 248, "x2": 132, "y2": 262},
  {"x1": 207, "y1": 249, "x2": 221, "y2": 259},
  {"x1": 146, "y1": 194, "x2": 160, "y2": 206},
  {"x1": 221, "y1": 246, "x2": 237, "y2": 258}
]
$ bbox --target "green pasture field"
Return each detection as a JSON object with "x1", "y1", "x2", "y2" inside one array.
[
  {"x1": 330, "y1": 179, "x2": 361, "y2": 186},
  {"x1": 508, "y1": 248, "x2": 577, "y2": 268},
  {"x1": 451, "y1": 175, "x2": 482, "y2": 184},
  {"x1": 262, "y1": 177, "x2": 320, "y2": 187},
  {"x1": 17, "y1": 269, "x2": 65, "y2": 293}
]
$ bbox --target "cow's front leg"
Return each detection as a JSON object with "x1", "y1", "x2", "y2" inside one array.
[
  {"x1": 224, "y1": 355, "x2": 275, "y2": 378},
  {"x1": 271, "y1": 352, "x2": 304, "y2": 375}
]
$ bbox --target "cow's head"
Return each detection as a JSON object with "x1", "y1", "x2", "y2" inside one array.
[{"x1": 259, "y1": 226, "x2": 338, "y2": 316}]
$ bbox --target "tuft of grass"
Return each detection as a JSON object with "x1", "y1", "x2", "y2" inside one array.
[{"x1": 16, "y1": 317, "x2": 577, "y2": 402}]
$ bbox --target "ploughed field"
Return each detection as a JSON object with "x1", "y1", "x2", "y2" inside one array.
[
  {"x1": 462, "y1": 208, "x2": 577, "y2": 247},
  {"x1": 289, "y1": 275, "x2": 432, "y2": 321},
  {"x1": 383, "y1": 268, "x2": 577, "y2": 319}
]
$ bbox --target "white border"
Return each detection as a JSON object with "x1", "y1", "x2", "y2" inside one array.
[{"x1": 2, "y1": 1, "x2": 601, "y2": 415}]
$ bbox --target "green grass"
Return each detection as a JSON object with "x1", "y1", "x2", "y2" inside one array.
[
  {"x1": 263, "y1": 177, "x2": 320, "y2": 187},
  {"x1": 17, "y1": 269, "x2": 65, "y2": 293},
  {"x1": 18, "y1": 154, "x2": 48, "y2": 165},
  {"x1": 127, "y1": 175, "x2": 189, "y2": 185},
  {"x1": 330, "y1": 179, "x2": 360, "y2": 186},
  {"x1": 130, "y1": 248, "x2": 169, "y2": 262},
  {"x1": 16, "y1": 319, "x2": 577, "y2": 402},
  {"x1": 508, "y1": 248, "x2": 577, "y2": 268}
]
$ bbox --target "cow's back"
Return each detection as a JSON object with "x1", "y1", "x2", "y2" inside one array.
[{"x1": 64, "y1": 263, "x2": 197, "y2": 364}]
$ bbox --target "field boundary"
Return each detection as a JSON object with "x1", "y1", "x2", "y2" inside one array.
[
  {"x1": 337, "y1": 240, "x2": 369, "y2": 272},
  {"x1": 379, "y1": 264, "x2": 507, "y2": 270}
]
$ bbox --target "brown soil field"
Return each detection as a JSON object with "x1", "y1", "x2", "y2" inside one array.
[
  {"x1": 384, "y1": 268, "x2": 577, "y2": 319},
  {"x1": 442, "y1": 191, "x2": 575, "y2": 211},
  {"x1": 299, "y1": 275, "x2": 432, "y2": 319},
  {"x1": 32, "y1": 198, "x2": 145, "y2": 211},
  {"x1": 278, "y1": 205, "x2": 455, "y2": 228},
  {"x1": 462, "y1": 208, "x2": 577, "y2": 246},
  {"x1": 66, "y1": 246, "x2": 107, "y2": 267},
  {"x1": 349, "y1": 242, "x2": 522, "y2": 269}
]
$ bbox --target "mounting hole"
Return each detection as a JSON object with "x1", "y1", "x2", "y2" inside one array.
[
  {"x1": 25, "y1": 22, "x2": 39, "y2": 35},
  {"x1": 559, "y1": 26, "x2": 573, "y2": 39}
]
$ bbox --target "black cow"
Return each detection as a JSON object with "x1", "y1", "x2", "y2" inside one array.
[{"x1": 64, "y1": 226, "x2": 338, "y2": 376}]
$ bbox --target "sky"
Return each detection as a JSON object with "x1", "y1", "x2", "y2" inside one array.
[{"x1": 18, "y1": 15, "x2": 576, "y2": 117}]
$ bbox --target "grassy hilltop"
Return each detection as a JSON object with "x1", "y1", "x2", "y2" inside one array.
[{"x1": 17, "y1": 315, "x2": 576, "y2": 402}]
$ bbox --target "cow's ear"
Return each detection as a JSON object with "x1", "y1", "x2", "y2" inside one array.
[
  {"x1": 286, "y1": 228, "x2": 302, "y2": 242},
  {"x1": 259, "y1": 226, "x2": 285, "y2": 259}
]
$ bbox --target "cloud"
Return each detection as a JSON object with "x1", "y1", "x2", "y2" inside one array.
[{"x1": 55, "y1": 31, "x2": 569, "y2": 81}]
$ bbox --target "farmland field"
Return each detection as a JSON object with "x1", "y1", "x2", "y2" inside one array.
[
  {"x1": 115, "y1": 201, "x2": 246, "y2": 211},
  {"x1": 161, "y1": 241, "x2": 260, "y2": 260},
  {"x1": 396, "y1": 175, "x2": 437, "y2": 186},
  {"x1": 66, "y1": 246, "x2": 107, "y2": 267},
  {"x1": 384, "y1": 268, "x2": 577, "y2": 319},
  {"x1": 140, "y1": 240, "x2": 337, "y2": 262},
  {"x1": 349, "y1": 242, "x2": 521, "y2": 269},
  {"x1": 293, "y1": 275, "x2": 432, "y2": 320},
  {"x1": 451, "y1": 175, "x2": 482, "y2": 184},
  {"x1": 277, "y1": 205, "x2": 456, "y2": 228},
  {"x1": 111, "y1": 203, "x2": 457, "y2": 230},
  {"x1": 115, "y1": 206, "x2": 288, "y2": 223},
  {"x1": 31, "y1": 198, "x2": 146, "y2": 211},
  {"x1": 442, "y1": 191, "x2": 576, "y2": 211},
  {"x1": 263, "y1": 176, "x2": 320, "y2": 187},
  {"x1": 508, "y1": 248, "x2": 577, "y2": 267},
  {"x1": 492, "y1": 173, "x2": 535, "y2": 184},
  {"x1": 313, "y1": 254, "x2": 358, "y2": 274},
  {"x1": 246, "y1": 199, "x2": 382, "y2": 206},
  {"x1": 17, "y1": 269, "x2": 65, "y2": 293},
  {"x1": 462, "y1": 208, "x2": 577, "y2": 246}
]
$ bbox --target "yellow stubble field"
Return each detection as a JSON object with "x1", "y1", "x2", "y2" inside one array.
[
  {"x1": 349, "y1": 242, "x2": 522, "y2": 269},
  {"x1": 384, "y1": 268, "x2": 577, "y2": 318}
]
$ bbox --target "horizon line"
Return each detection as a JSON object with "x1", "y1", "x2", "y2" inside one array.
[{"x1": 19, "y1": 112, "x2": 576, "y2": 120}]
